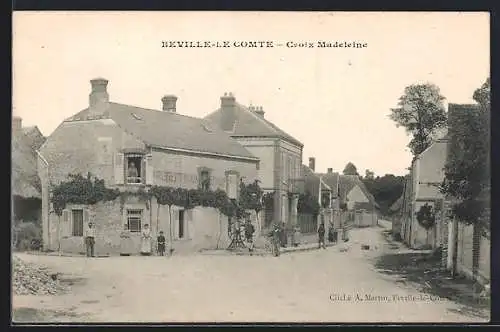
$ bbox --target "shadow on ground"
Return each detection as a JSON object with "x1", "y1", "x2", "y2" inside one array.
[
  {"x1": 375, "y1": 230, "x2": 490, "y2": 320},
  {"x1": 13, "y1": 307, "x2": 82, "y2": 323}
]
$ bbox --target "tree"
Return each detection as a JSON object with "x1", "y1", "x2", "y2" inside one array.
[
  {"x1": 441, "y1": 77, "x2": 490, "y2": 285},
  {"x1": 416, "y1": 203, "x2": 436, "y2": 246},
  {"x1": 390, "y1": 83, "x2": 447, "y2": 155},
  {"x1": 343, "y1": 162, "x2": 359, "y2": 176},
  {"x1": 297, "y1": 191, "x2": 320, "y2": 216},
  {"x1": 239, "y1": 180, "x2": 264, "y2": 233},
  {"x1": 364, "y1": 169, "x2": 375, "y2": 180},
  {"x1": 362, "y1": 174, "x2": 405, "y2": 216},
  {"x1": 150, "y1": 186, "x2": 177, "y2": 250}
]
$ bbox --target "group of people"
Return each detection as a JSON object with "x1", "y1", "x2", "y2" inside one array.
[
  {"x1": 135, "y1": 224, "x2": 169, "y2": 256},
  {"x1": 83, "y1": 218, "x2": 345, "y2": 258},
  {"x1": 84, "y1": 222, "x2": 169, "y2": 257}
]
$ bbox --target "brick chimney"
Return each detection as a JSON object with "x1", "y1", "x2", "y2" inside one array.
[
  {"x1": 254, "y1": 106, "x2": 265, "y2": 118},
  {"x1": 220, "y1": 92, "x2": 237, "y2": 131},
  {"x1": 89, "y1": 78, "x2": 110, "y2": 116},
  {"x1": 162, "y1": 95, "x2": 178, "y2": 112},
  {"x1": 12, "y1": 116, "x2": 22, "y2": 132},
  {"x1": 309, "y1": 157, "x2": 315, "y2": 172},
  {"x1": 327, "y1": 168, "x2": 333, "y2": 174}
]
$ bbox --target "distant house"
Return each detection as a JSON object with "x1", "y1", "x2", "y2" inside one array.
[
  {"x1": 301, "y1": 161, "x2": 334, "y2": 234},
  {"x1": 23, "y1": 126, "x2": 45, "y2": 151},
  {"x1": 315, "y1": 167, "x2": 340, "y2": 210},
  {"x1": 338, "y1": 174, "x2": 379, "y2": 227},
  {"x1": 12, "y1": 116, "x2": 45, "y2": 222},
  {"x1": 389, "y1": 175, "x2": 409, "y2": 240},
  {"x1": 204, "y1": 95, "x2": 304, "y2": 231},
  {"x1": 38, "y1": 78, "x2": 259, "y2": 255},
  {"x1": 401, "y1": 127, "x2": 449, "y2": 249}
]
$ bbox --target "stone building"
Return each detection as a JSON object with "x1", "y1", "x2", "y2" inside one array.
[
  {"x1": 12, "y1": 116, "x2": 45, "y2": 222},
  {"x1": 37, "y1": 78, "x2": 259, "y2": 255},
  {"x1": 204, "y1": 95, "x2": 304, "y2": 232},
  {"x1": 400, "y1": 127, "x2": 449, "y2": 249}
]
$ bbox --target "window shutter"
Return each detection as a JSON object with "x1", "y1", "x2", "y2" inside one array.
[
  {"x1": 83, "y1": 209, "x2": 90, "y2": 224},
  {"x1": 114, "y1": 153, "x2": 125, "y2": 185},
  {"x1": 187, "y1": 211, "x2": 193, "y2": 239},
  {"x1": 62, "y1": 209, "x2": 70, "y2": 237},
  {"x1": 145, "y1": 154, "x2": 154, "y2": 185},
  {"x1": 141, "y1": 158, "x2": 146, "y2": 184},
  {"x1": 63, "y1": 210, "x2": 70, "y2": 223}
]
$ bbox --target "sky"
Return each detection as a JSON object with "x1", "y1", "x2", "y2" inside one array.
[{"x1": 12, "y1": 12, "x2": 490, "y2": 176}]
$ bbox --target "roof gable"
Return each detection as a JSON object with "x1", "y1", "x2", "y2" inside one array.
[
  {"x1": 69, "y1": 103, "x2": 257, "y2": 160},
  {"x1": 339, "y1": 175, "x2": 378, "y2": 208},
  {"x1": 316, "y1": 172, "x2": 340, "y2": 197},
  {"x1": 204, "y1": 103, "x2": 303, "y2": 147},
  {"x1": 12, "y1": 131, "x2": 41, "y2": 198},
  {"x1": 302, "y1": 165, "x2": 333, "y2": 193},
  {"x1": 22, "y1": 126, "x2": 46, "y2": 150}
]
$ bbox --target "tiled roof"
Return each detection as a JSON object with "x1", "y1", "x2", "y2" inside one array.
[
  {"x1": 12, "y1": 130, "x2": 41, "y2": 198},
  {"x1": 315, "y1": 172, "x2": 340, "y2": 197},
  {"x1": 204, "y1": 103, "x2": 303, "y2": 147},
  {"x1": 389, "y1": 194, "x2": 404, "y2": 212},
  {"x1": 302, "y1": 165, "x2": 333, "y2": 194},
  {"x1": 338, "y1": 174, "x2": 379, "y2": 208},
  {"x1": 69, "y1": 103, "x2": 258, "y2": 160},
  {"x1": 22, "y1": 126, "x2": 45, "y2": 150}
]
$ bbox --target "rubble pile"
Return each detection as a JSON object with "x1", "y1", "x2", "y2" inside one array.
[{"x1": 12, "y1": 256, "x2": 67, "y2": 296}]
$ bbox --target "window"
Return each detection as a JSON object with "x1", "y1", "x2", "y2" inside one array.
[
  {"x1": 126, "y1": 154, "x2": 143, "y2": 184},
  {"x1": 178, "y1": 210, "x2": 185, "y2": 239},
  {"x1": 200, "y1": 170, "x2": 211, "y2": 191},
  {"x1": 127, "y1": 209, "x2": 143, "y2": 232},
  {"x1": 72, "y1": 209, "x2": 84, "y2": 237}
]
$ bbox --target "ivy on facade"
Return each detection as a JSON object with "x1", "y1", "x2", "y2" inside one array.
[
  {"x1": 50, "y1": 173, "x2": 120, "y2": 216},
  {"x1": 440, "y1": 86, "x2": 490, "y2": 228},
  {"x1": 50, "y1": 173, "x2": 262, "y2": 220}
]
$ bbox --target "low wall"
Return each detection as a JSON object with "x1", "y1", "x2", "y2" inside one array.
[{"x1": 456, "y1": 223, "x2": 490, "y2": 284}]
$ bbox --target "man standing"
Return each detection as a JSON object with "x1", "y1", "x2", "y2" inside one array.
[
  {"x1": 85, "y1": 222, "x2": 96, "y2": 257},
  {"x1": 271, "y1": 223, "x2": 281, "y2": 257},
  {"x1": 318, "y1": 222, "x2": 326, "y2": 249}
]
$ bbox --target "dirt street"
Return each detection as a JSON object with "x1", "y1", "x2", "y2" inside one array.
[{"x1": 12, "y1": 221, "x2": 490, "y2": 323}]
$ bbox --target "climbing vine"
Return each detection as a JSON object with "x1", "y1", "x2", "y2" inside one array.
[
  {"x1": 440, "y1": 77, "x2": 490, "y2": 228},
  {"x1": 119, "y1": 188, "x2": 152, "y2": 212},
  {"x1": 50, "y1": 173, "x2": 263, "y2": 220},
  {"x1": 50, "y1": 173, "x2": 120, "y2": 216}
]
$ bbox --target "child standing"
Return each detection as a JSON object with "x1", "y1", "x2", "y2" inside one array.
[{"x1": 157, "y1": 231, "x2": 166, "y2": 256}]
